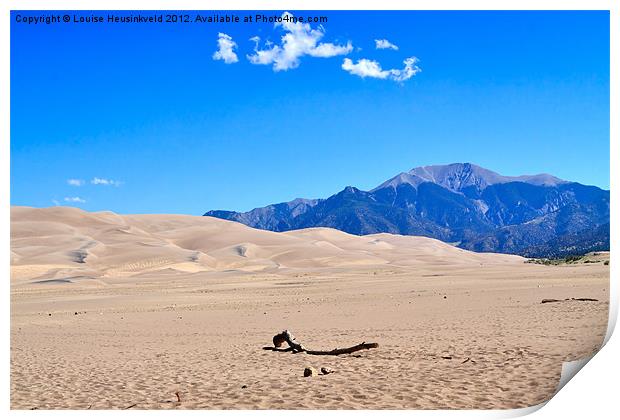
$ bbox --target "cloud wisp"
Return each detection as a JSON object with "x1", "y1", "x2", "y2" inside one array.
[
  {"x1": 247, "y1": 12, "x2": 353, "y2": 71},
  {"x1": 375, "y1": 39, "x2": 399, "y2": 50},
  {"x1": 64, "y1": 197, "x2": 86, "y2": 203},
  {"x1": 91, "y1": 177, "x2": 122, "y2": 187},
  {"x1": 342, "y1": 56, "x2": 421, "y2": 83},
  {"x1": 213, "y1": 33, "x2": 239, "y2": 64},
  {"x1": 67, "y1": 179, "x2": 84, "y2": 186}
]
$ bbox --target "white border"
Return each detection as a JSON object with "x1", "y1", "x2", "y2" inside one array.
[
  {"x1": 2, "y1": 1, "x2": 617, "y2": 419},
  {"x1": 0, "y1": 0, "x2": 618, "y2": 11}
]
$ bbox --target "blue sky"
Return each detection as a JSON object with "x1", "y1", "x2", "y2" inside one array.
[{"x1": 11, "y1": 11, "x2": 609, "y2": 214}]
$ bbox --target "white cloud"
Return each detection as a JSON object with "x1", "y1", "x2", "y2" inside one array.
[
  {"x1": 342, "y1": 58, "x2": 390, "y2": 79},
  {"x1": 247, "y1": 36, "x2": 280, "y2": 66},
  {"x1": 64, "y1": 196, "x2": 86, "y2": 203},
  {"x1": 247, "y1": 12, "x2": 353, "y2": 71},
  {"x1": 375, "y1": 39, "x2": 399, "y2": 50},
  {"x1": 91, "y1": 177, "x2": 122, "y2": 186},
  {"x1": 212, "y1": 33, "x2": 239, "y2": 64},
  {"x1": 67, "y1": 179, "x2": 84, "y2": 186},
  {"x1": 342, "y1": 56, "x2": 421, "y2": 82},
  {"x1": 52, "y1": 199, "x2": 60, "y2": 206},
  {"x1": 391, "y1": 57, "x2": 422, "y2": 82}
]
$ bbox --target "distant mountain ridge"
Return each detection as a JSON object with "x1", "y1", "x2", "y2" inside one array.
[
  {"x1": 373, "y1": 163, "x2": 567, "y2": 192},
  {"x1": 204, "y1": 163, "x2": 609, "y2": 257}
]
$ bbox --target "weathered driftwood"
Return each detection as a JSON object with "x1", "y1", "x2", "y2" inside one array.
[
  {"x1": 541, "y1": 297, "x2": 599, "y2": 304},
  {"x1": 264, "y1": 330, "x2": 379, "y2": 356},
  {"x1": 541, "y1": 299, "x2": 562, "y2": 304}
]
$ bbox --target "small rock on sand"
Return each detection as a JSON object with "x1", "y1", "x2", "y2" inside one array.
[{"x1": 303, "y1": 367, "x2": 318, "y2": 377}]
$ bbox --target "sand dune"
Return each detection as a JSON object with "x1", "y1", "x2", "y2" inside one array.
[
  {"x1": 11, "y1": 206, "x2": 522, "y2": 283},
  {"x1": 10, "y1": 206, "x2": 609, "y2": 409}
]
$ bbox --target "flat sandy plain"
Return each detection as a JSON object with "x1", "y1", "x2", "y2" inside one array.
[{"x1": 10, "y1": 206, "x2": 609, "y2": 409}]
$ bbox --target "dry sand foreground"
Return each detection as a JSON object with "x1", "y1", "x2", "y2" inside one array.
[{"x1": 10, "y1": 206, "x2": 609, "y2": 409}]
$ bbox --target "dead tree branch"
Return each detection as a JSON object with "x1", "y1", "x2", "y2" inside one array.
[{"x1": 264, "y1": 330, "x2": 379, "y2": 356}]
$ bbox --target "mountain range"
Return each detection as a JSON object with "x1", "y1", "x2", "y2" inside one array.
[{"x1": 204, "y1": 163, "x2": 609, "y2": 257}]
